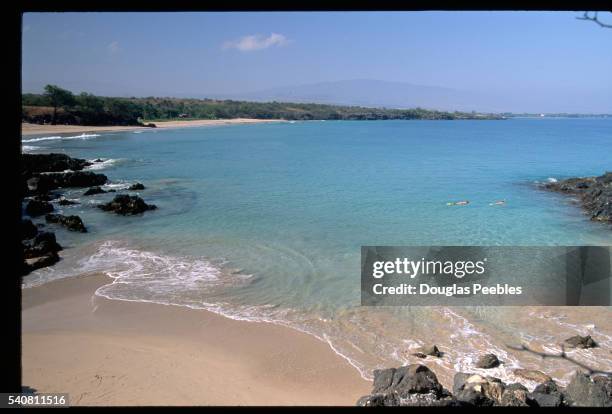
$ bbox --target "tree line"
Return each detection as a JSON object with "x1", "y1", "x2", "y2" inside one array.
[{"x1": 22, "y1": 85, "x2": 503, "y2": 126}]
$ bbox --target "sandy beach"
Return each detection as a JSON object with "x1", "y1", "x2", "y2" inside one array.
[
  {"x1": 22, "y1": 274, "x2": 370, "y2": 406},
  {"x1": 21, "y1": 118, "x2": 284, "y2": 136}
]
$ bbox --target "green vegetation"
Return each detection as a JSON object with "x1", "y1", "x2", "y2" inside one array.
[{"x1": 23, "y1": 85, "x2": 504, "y2": 126}]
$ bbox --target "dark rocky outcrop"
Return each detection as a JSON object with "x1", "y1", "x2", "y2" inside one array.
[
  {"x1": 128, "y1": 183, "x2": 145, "y2": 190},
  {"x1": 21, "y1": 153, "x2": 91, "y2": 176},
  {"x1": 98, "y1": 194, "x2": 157, "y2": 215},
  {"x1": 22, "y1": 153, "x2": 94, "y2": 197},
  {"x1": 22, "y1": 231, "x2": 62, "y2": 259},
  {"x1": 24, "y1": 252, "x2": 59, "y2": 273},
  {"x1": 543, "y1": 172, "x2": 612, "y2": 224},
  {"x1": 500, "y1": 382, "x2": 530, "y2": 406},
  {"x1": 357, "y1": 365, "x2": 612, "y2": 407},
  {"x1": 527, "y1": 379, "x2": 565, "y2": 407},
  {"x1": 30, "y1": 171, "x2": 108, "y2": 192},
  {"x1": 24, "y1": 199, "x2": 54, "y2": 217},
  {"x1": 475, "y1": 353, "x2": 501, "y2": 369},
  {"x1": 564, "y1": 335, "x2": 597, "y2": 349},
  {"x1": 25, "y1": 171, "x2": 108, "y2": 197},
  {"x1": 21, "y1": 230, "x2": 63, "y2": 275},
  {"x1": 565, "y1": 372, "x2": 612, "y2": 407},
  {"x1": 21, "y1": 219, "x2": 38, "y2": 240},
  {"x1": 45, "y1": 214, "x2": 87, "y2": 232},
  {"x1": 83, "y1": 186, "x2": 107, "y2": 196},
  {"x1": 356, "y1": 365, "x2": 455, "y2": 407}
]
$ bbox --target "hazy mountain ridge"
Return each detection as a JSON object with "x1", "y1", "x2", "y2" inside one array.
[{"x1": 211, "y1": 79, "x2": 488, "y2": 112}]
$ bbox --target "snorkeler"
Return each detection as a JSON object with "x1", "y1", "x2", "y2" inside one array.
[
  {"x1": 447, "y1": 200, "x2": 470, "y2": 206},
  {"x1": 489, "y1": 200, "x2": 506, "y2": 206}
]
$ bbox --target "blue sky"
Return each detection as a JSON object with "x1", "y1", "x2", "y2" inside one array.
[{"x1": 22, "y1": 12, "x2": 612, "y2": 112}]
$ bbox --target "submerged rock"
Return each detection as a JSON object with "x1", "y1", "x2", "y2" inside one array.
[
  {"x1": 564, "y1": 335, "x2": 597, "y2": 349},
  {"x1": 98, "y1": 194, "x2": 157, "y2": 215},
  {"x1": 45, "y1": 213, "x2": 87, "y2": 232},
  {"x1": 83, "y1": 186, "x2": 107, "y2": 196},
  {"x1": 58, "y1": 198, "x2": 79, "y2": 206},
  {"x1": 128, "y1": 182, "x2": 145, "y2": 190},
  {"x1": 513, "y1": 369, "x2": 553, "y2": 384},
  {"x1": 413, "y1": 344, "x2": 442, "y2": 358}
]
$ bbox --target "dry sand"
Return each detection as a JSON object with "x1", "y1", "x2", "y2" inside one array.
[
  {"x1": 21, "y1": 118, "x2": 284, "y2": 136},
  {"x1": 22, "y1": 274, "x2": 370, "y2": 406}
]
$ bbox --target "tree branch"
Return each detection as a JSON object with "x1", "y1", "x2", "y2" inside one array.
[{"x1": 576, "y1": 11, "x2": 612, "y2": 29}]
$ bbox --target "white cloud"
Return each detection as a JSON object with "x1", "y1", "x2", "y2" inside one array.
[
  {"x1": 222, "y1": 33, "x2": 289, "y2": 52},
  {"x1": 107, "y1": 41, "x2": 120, "y2": 54}
]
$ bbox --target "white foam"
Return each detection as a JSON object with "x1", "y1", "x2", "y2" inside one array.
[
  {"x1": 22, "y1": 145, "x2": 40, "y2": 152},
  {"x1": 85, "y1": 158, "x2": 122, "y2": 171},
  {"x1": 76, "y1": 241, "x2": 228, "y2": 296},
  {"x1": 22, "y1": 133, "x2": 101, "y2": 143},
  {"x1": 102, "y1": 181, "x2": 131, "y2": 190},
  {"x1": 547, "y1": 177, "x2": 558, "y2": 183}
]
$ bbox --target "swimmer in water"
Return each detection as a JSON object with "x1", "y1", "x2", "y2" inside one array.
[
  {"x1": 490, "y1": 200, "x2": 506, "y2": 206},
  {"x1": 447, "y1": 200, "x2": 470, "y2": 206}
]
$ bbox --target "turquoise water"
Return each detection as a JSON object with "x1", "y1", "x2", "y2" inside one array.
[{"x1": 22, "y1": 119, "x2": 612, "y2": 387}]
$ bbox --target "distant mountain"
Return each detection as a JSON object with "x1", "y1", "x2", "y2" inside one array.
[{"x1": 211, "y1": 79, "x2": 489, "y2": 112}]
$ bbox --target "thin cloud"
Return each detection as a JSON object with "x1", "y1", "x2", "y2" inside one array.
[
  {"x1": 107, "y1": 41, "x2": 120, "y2": 54},
  {"x1": 222, "y1": 33, "x2": 289, "y2": 52}
]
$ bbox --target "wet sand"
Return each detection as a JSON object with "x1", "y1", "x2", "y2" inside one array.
[{"x1": 21, "y1": 274, "x2": 370, "y2": 406}]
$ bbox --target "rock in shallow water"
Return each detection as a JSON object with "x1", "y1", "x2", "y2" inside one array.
[
  {"x1": 98, "y1": 194, "x2": 157, "y2": 215},
  {"x1": 45, "y1": 213, "x2": 87, "y2": 232},
  {"x1": 564, "y1": 335, "x2": 597, "y2": 349},
  {"x1": 83, "y1": 186, "x2": 107, "y2": 196},
  {"x1": 513, "y1": 368, "x2": 553, "y2": 384},
  {"x1": 475, "y1": 353, "x2": 501, "y2": 369},
  {"x1": 21, "y1": 153, "x2": 91, "y2": 176},
  {"x1": 25, "y1": 199, "x2": 54, "y2": 217},
  {"x1": 413, "y1": 344, "x2": 442, "y2": 358},
  {"x1": 543, "y1": 172, "x2": 612, "y2": 224},
  {"x1": 128, "y1": 182, "x2": 145, "y2": 190},
  {"x1": 358, "y1": 364, "x2": 611, "y2": 407},
  {"x1": 58, "y1": 198, "x2": 79, "y2": 206}
]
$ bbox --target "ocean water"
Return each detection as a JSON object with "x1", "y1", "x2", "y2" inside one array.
[{"x1": 22, "y1": 119, "x2": 612, "y2": 389}]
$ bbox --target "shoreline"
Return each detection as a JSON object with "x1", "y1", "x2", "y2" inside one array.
[
  {"x1": 21, "y1": 118, "x2": 285, "y2": 136},
  {"x1": 22, "y1": 274, "x2": 370, "y2": 406}
]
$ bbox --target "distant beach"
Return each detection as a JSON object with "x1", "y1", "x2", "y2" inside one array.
[{"x1": 21, "y1": 118, "x2": 285, "y2": 136}]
